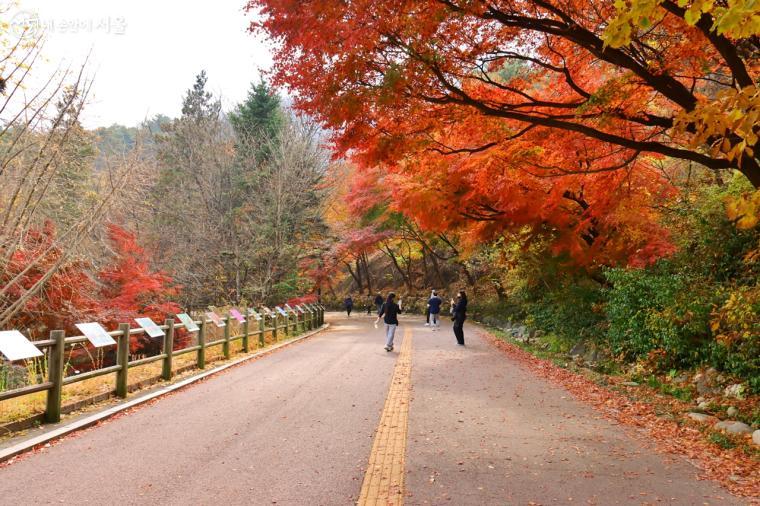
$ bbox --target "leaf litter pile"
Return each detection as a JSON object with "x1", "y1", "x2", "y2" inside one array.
[{"x1": 480, "y1": 329, "x2": 759, "y2": 500}]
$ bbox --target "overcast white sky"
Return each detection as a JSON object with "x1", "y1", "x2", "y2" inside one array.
[{"x1": 7, "y1": 0, "x2": 274, "y2": 128}]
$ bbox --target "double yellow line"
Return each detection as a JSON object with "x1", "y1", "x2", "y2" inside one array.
[{"x1": 358, "y1": 327, "x2": 413, "y2": 505}]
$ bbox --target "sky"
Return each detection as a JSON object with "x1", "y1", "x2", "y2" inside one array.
[{"x1": 6, "y1": 0, "x2": 274, "y2": 128}]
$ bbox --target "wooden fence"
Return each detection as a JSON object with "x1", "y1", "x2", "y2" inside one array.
[{"x1": 0, "y1": 304, "x2": 325, "y2": 424}]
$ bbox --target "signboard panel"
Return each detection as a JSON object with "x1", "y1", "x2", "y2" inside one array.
[
  {"x1": 275, "y1": 306, "x2": 288, "y2": 317},
  {"x1": 0, "y1": 330, "x2": 43, "y2": 361},
  {"x1": 247, "y1": 309, "x2": 262, "y2": 321},
  {"x1": 75, "y1": 322, "x2": 117, "y2": 348},
  {"x1": 206, "y1": 311, "x2": 225, "y2": 327},
  {"x1": 135, "y1": 317, "x2": 165, "y2": 338},
  {"x1": 294, "y1": 305, "x2": 306, "y2": 314},
  {"x1": 261, "y1": 306, "x2": 274, "y2": 317},
  {"x1": 229, "y1": 308, "x2": 246, "y2": 323},
  {"x1": 176, "y1": 313, "x2": 199, "y2": 332}
]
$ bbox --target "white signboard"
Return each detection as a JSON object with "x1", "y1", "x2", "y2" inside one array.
[
  {"x1": 247, "y1": 309, "x2": 262, "y2": 321},
  {"x1": 135, "y1": 317, "x2": 165, "y2": 338},
  {"x1": 75, "y1": 322, "x2": 116, "y2": 348},
  {"x1": 275, "y1": 306, "x2": 288, "y2": 317},
  {"x1": 176, "y1": 313, "x2": 199, "y2": 332},
  {"x1": 295, "y1": 305, "x2": 306, "y2": 314},
  {"x1": 0, "y1": 330, "x2": 44, "y2": 361}
]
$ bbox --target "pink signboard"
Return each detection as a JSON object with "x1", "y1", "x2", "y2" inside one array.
[
  {"x1": 229, "y1": 308, "x2": 246, "y2": 323},
  {"x1": 206, "y1": 311, "x2": 225, "y2": 328}
]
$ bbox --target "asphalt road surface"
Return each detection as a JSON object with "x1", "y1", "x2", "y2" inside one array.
[{"x1": 0, "y1": 314, "x2": 743, "y2": 505}]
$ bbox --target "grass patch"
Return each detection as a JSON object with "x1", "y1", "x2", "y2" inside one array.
[{"x1": 708, "y1": 432, "x2": 738, "y2": 449}]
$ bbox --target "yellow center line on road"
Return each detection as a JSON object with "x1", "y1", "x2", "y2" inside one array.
[{"x1": 357, "y1": 327, "x2": 413, "y2": 506}]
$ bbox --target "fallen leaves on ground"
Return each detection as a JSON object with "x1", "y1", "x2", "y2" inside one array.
[{"x1": 480, "y1": 330, "x2": 760, "y2": 500}]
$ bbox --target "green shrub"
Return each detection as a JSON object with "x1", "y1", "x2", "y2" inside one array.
[
  {"x1": 604, "y1": 264, "x2": 716, "y2": 367},
  {"x1": 524, "y1": 281, "x2": 606, "y2": 343}
]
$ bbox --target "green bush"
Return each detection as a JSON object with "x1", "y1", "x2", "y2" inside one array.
[
  {"x1": 604, "y1": 264, "x2": 716, "y2": 367},
  {"x1": 524, "y1": 281, "x2": 606, "y2": 343}
]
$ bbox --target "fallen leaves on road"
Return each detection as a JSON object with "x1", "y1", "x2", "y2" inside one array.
[{"x1": 480, "y1": 330, "x2": 760, "y2": 500}]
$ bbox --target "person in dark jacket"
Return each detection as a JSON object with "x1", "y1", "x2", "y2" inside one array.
[
  {"x1": 373, "y1": 293, "x2": 384, "y2": 314},
  {"x1": 376, "y1": 292, "x2": 402, "y2": 351},
  {"x1": 451, "y1": 290, "x2": 467, "y2": 345},
  {"x1": 344, "y1": 295, "x2": 353, "y2": 317},
  {"x1": 427, "y1": 290, "x2": 443, "y2": 330}
]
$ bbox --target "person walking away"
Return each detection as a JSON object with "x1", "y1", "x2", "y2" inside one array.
[
  {"x1": 424, "y1": 289, "x2": 434, "y2": 326},
  {"x1": 373, "y1": 292, "x2": 383, "y2": 315},
  {"x1": 427, "y1": 290, "x2": 443, "y2": 330},
  {"x1": 344, "y1": 295, "x2": 353, "y2": 317},
  {"x1": 451, "y1": 290, "x2": 467, "y2": 345},
  {"x1": 375, "y1": 292, "x2": 402, "y2": 352}
]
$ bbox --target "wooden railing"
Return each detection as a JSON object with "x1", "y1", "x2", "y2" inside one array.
[{"x1": 0, "y1": 304, "x2": 325, "y2": 424}]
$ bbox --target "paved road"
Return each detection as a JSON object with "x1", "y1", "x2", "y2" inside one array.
[{"x1": 0, "y1": 314, "x2": 744, "y2": 505}]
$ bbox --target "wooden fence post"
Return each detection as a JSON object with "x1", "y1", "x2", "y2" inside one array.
[
  {"x1": 258, "y1": 317, "x2": 265, "y2": 347},
  {"x1": 272, "y1": 314, "x2": 278, "y2": 341},
  {"x1": 116, "y1": 323, "x2": 130, "y2": 398},
  {"x1": 162, "y1": 318, "x2": 175, "y2": 380},
  {"x1": 223, "y1": 315, "x2": 231, "y2": 359},
  {"x1": 45, "y1": 330, "x2": 65, "y2": 423},
  {"x1": 242, "y1": 311, "x2": 250, "y2": 353},
  {"x1": 197, "y1": 317, "x2": 206, "y2": 369}
]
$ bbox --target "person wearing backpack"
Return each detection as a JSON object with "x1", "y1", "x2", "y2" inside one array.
[
  {"x1": 344, "y1": 295, "x2": 353, "y2": 317},
  {"x1": 427, "y1": 290, "x2": 443, "y2": 330}
]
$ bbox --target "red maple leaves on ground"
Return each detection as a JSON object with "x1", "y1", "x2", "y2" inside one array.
[{"x1": 479, "y1": 328, "x2": 760, "y2": 500}]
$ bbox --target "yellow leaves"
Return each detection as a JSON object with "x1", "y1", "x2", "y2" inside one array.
[
  {"x1": 725, "y1": 190, "x2": 760, "y2": 229},
  {"x1": 603, "y1": 0, "x2": 665, "y2": 48},
  {"x1": 678, "y1": 0, "x2": 760, "y2": 38},
  {"x1": 604, "y1": 0, "x2": 759, "y2": 48},
  {"x1": 710, "y1": 0, "x2": 760, "y2": 38},
  {"x1": 679, "y1": 0, "x2": 715, "y2": 25},
  {"x1": 710, "y1": 286, "x2": 759, "y2": 347},
  {"x1": 674, "y1": 86, "x2": 760, "y2": 164}
]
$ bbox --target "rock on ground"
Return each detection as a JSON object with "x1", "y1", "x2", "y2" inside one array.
[{"x1": 714, "y1": 420, "x2": 753, "y2": 435}]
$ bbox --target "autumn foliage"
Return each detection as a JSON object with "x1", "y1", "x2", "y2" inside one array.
[
  {"x1": 249, "y1": 0, "x2": 759, "y2": 267},
  {"x1": 1, "y1": 222, "x2": 183, "y2": 353}
]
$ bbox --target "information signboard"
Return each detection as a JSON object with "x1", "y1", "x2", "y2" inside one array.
[
  {"x1": 229, "y1": 308, "x2": 246, "y2": 323},
  {"x1": 294, "y1": 305, "x2": 306, "y2": 314},
  {"x1": 247, "y1": 309, "x2": 262, "y2": 321},
  {"x1": 0, "y1": 330, "x2": 43, "y2": 361},
  {"x1": 176, "y1": 313, "x2": 199, "y2": 332},
  {"x1": 135, "y1": 317, "x2": 165, "y2": 338},
  {"x1": 261, "y1": 306, "x2": 274, "y2": 317},
  {"x1": 206, "y1": 311, "x2": 225, "y2": 327},
  {"x1": 275, "y1": 306, "x2": 288, "y2": 317},
  {"x1": 75, "y1": 322, "x2": 117, "y2": 348}
]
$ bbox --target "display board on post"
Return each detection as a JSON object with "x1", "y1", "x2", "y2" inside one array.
[
  {"x1": 75, "y1": 322, "x2": 117, "y2": 347},
  {"x1": 134, "y1": 317, "x2": 165, "y2": 338},
  {"x1": 0, "y1": 330, "x2": 43, "y2": 361},
  {"x1": 176, "y1": 313, "x2": 199, "y2": 332}
]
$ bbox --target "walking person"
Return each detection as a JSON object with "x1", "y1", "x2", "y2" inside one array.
[
  {"x1": 424, "y1": 289, "x2": 434, "y2": 326},
  {"x1": 344, "y1": 294, "x2": 353, "y2": 317},
  {"x1": 427, "y1": 290, "x2": 443, "y2": 330},
  {"x1": 375, "y1": 292, "x2": 402, "y2": 352},
  {"x1": 373, "y1": 292, "x2": 383, "y2": 315},
  {"x1": 451, "y1": 290, "x2": 467, "y2": 345}
]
